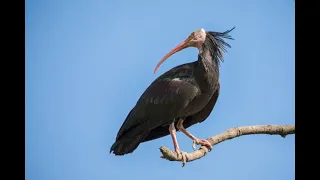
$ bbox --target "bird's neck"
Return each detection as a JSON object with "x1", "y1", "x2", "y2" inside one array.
[
  {"x1": 194, "y1": 47, "x2": 220, "y2": 90},
  {"x1": 197, "y1": 47, "x2": 219, "y2": 77}
]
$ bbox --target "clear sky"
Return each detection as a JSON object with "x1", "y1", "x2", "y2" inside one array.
[{"x1": 26, "y1": 0, "x2": 295, "y2": 180}]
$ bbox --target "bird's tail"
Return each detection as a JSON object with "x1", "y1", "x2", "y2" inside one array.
[{"x1": 110, "y1": 131, "x2": 149, "y2": 155}]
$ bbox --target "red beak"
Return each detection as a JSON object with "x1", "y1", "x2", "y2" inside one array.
[{"x1": 154, "y1": 40, "x2": 189, "y2": 74}]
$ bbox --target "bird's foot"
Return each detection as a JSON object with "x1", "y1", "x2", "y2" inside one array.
[
  {"x1": 192, "y1": 138, "x2": 212, "y2": 151},
  {"x1": 175, "y1": 148, "x2": 188, "y2": 167}
]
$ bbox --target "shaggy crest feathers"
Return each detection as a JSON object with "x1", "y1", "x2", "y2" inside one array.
[{"x1": 205, "y1": 27, "x2": 235, "y2": 65}]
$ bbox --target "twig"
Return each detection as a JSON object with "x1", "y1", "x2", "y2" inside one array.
[{"x1": 160, "y1": 124, "x2": 295, "y2": 166}]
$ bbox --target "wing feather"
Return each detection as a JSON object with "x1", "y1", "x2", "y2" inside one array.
[
  {"x1": 142, "y1": 82, "x2": 220, "y2": 142},
  {"x1": 116, "y1": 63, "x2": 199, "y2": 139}
]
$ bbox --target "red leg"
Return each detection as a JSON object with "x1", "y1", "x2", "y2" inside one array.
[
  {"x1": 177, "y1": 118, "x2": 212, "y2": 151},
  {"x1": 169, "y1": 122, "x2": 188, "y2": 166}
]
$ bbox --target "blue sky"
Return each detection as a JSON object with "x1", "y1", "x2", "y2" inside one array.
[{"x1": 26, "y1": 0, "x2": 295, "y2": 180}]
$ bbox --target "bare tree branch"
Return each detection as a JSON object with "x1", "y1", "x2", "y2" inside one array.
[{"x1": 160, "y1": 124, "x2": 295, "y2": 166}]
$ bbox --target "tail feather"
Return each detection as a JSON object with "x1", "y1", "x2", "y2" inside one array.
[{"x1": 110, "y1": 132, "x2": 149, "y2": 155}]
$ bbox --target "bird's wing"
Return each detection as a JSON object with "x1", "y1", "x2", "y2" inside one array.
[
  {"x1": 142, "y1": 82, "x2": 220, "y2": 142},
  {"x1": 116, "y1": 63, "x2": 199, "y2": 140},
  {"x1": 183, "y1": 81, "x2": 220, "y2": 128}
]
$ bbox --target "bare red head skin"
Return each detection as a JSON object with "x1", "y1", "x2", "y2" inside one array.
[{"x1": 154, "y1": 29, "x2": 207, "y2": 74}]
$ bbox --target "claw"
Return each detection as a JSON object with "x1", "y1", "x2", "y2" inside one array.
[
  {"x1": 175, "y1": 149, "x2": 188, "y2": 167},
  {"x1": 192, "y1": 140, "x2": 197, "y2": 151},
  {"x1": 194, "y1": 139, "x2": 212, "y2": 151}
]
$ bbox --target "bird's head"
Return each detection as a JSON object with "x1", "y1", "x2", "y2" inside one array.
[
  {"x1": 154, "y1": 28, "x2": 234, "y2": 73},
  {"x1": 154, "y1": 29, "x2": 206, "y2": 74}
]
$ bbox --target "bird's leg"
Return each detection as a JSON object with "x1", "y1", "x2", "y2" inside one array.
[
  {"x1": 177, "y1": 118, "x2": 212, "y2": 151},
  {"x1": 169, "y1": 122, "x2": 188, "y2": 166}
]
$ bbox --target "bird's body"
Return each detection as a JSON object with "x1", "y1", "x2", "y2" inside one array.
[{"x1": 110, "y1": 28, "x2": 234, "y2": 160}]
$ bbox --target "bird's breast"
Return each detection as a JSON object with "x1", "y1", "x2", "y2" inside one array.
[
  {"x1": 182, "y1": 92, "x2": 213, "y2": 117},
  {"x1": 183, "y1": 89, "x2": 214, "y2": 118}
]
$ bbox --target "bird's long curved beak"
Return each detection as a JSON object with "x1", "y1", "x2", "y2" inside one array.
[{"x1": 154, "y1": 40, "x2": 189, "y2": 74}]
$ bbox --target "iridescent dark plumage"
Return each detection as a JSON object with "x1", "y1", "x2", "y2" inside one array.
[{"x1": 110, "y1": 27, "x2": 234, "y2": 155}]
